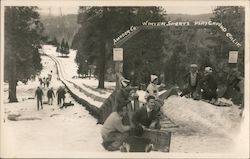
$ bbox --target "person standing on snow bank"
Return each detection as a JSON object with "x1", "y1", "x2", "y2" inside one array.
[
  {"x1": 114, "y1": 78, "x2": 132, "y2": 112},
  {"x1": 180, "y1": 64, "x2": 202, "y2": 100},
  {"x1": 35, "y1": 86, "x2": 44, "y2": 111},
  {"x1": 144, "y1": 75, "x2": 165, "y2": 100},
  {"x1": 47, "y1": 87, "x2": 55, "y2": 105},
  {"x1": 101, "y1": 106, "x2": 131, "y2": 151},
  {"x1": 200, "y1": 67, "x2": 218, "y2": 103}
]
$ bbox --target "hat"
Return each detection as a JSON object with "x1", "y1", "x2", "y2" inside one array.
[
  {"x1": 190, "y1": 64, "x2": 198, "y2": 68},
  {"x1": 120, "y1": 78, "x2": 130, "y2": 88},
  {"x1": 205, "y1": 67, "x2": 213, "y2": 73},
  {"x1": 150, "y1": 75, "x2": 158, "y2": 83}
]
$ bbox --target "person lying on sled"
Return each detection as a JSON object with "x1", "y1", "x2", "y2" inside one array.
[
  {"x1": 132, "y1": 95, "x2": 161, "y2": 129},
  {"x1": 120, "y1": 125, "x2": 153, "y2": 152},
  {"x1": 101, "y1": 106, "x2": 131, "y2": 151}
]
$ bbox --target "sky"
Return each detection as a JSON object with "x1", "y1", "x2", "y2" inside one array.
[{"x1": 38, "y1": 6, "x2": 214, "y2": 16}]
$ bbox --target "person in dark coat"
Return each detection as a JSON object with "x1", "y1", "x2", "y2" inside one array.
[
  {"x1": 57, "y1": 86, "x2": 66, "y2": 106},
  {"x1": 42, "y1": 77, "x2": 46, "y2": 87},
  {"x1": 126, "y1": 90, "x2": 140, "y2": 127},
  {"x1": 180, "y1": 64, "x2": 202, "y2": 99},
  {"x1": 114, "y1": 78, "x2": 132, "y2": 112},
  {"x1": 35, "y1": 86, "x2": 44, "y2": 111},
  {"x1": 39, "y1": 78, "x2": 43, "y2": 86},
  {"x1": 200, "y1": 67, "x2": 218, "y2": 102},
  {"x1": 132, "y1": 95, "x2": 161, "y2": 129},
  {"x1": 120, "y1": 125, "x2": 153, "y2": 152},
  {"x1": 56, "y1": 86, "x2": 62, "y2": 105},
  {"x1": 47, "y1": 87, "x2": 55, "y2": 105},
  {"x1": 46, "y1": 77, "x2": 50, "y2": 88}
]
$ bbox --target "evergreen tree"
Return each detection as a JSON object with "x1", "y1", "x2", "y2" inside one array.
[
  {"x1": 73, "y1": 7, "x2": 165, "y2": 88},
  {"x1": 60, "y1": 38, "x2": 65, "y2": 56},
  {"x1": 4, "y1": 7, "x2": 44, "y2": 102},
  {"x1": 64, "y1": 41, "x2": 70, "y2": 56}
]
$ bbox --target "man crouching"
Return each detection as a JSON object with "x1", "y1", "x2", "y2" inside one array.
[{"x1": 101, "y1": 106, "x2": 131, "y2": 151}]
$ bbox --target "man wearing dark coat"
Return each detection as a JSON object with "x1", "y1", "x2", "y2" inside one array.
[
  {"x1": 113, "y1": 78, "x2": 132, "y2": 112},
  {"x1": 132, "y1": 95, "x2": 160, "y2": 129},
  {"x1": 35, "y1": 86, "x2": 44, "y2": 111},
  {"x1": 200, "y1": 67, "x2": 218, "y2": 102},
  {"x1": 47, "y1": 87, "x2": 55, "y2": 105},
  {"x1": 180, "y1": 64, "x2": 202, "y2": 99}
]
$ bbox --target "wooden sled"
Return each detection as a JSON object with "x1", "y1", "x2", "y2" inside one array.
[{"x1": 159, "y1": 86, "x2": 179, "y2": 100}]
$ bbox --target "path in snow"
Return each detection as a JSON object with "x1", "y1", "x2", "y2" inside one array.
[{"x1": 2, "y1": 55, "x2": 104, "y2": 158}]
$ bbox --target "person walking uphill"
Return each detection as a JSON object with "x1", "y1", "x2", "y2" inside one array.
[
  {"x1": 35, "y1": 86, "x2": 44, "y2": 111},
  {"x1": 47, "y1": 87, "x2": 55, "y2": 105},
  {"x1": 57, "y1": 86, "x2": 66, "y2": 106},
  {"x1": 101, "y1": 106, "x2": 131, "y2": 151},
  {"x1": 180, "y1": 64, "x2": 202, "y2": 99}
]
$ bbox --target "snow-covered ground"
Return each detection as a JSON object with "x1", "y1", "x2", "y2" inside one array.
[
  {"x1": 2, "y1": 56, "x2": 104, "y2": 158},
  {"x1": 2, "y1": 45, "x2": 248, "y2": 158}
]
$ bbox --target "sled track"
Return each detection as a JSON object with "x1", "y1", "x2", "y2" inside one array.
[{"x1": 45, "y1": 54, "x2": 100, "y2": 120}]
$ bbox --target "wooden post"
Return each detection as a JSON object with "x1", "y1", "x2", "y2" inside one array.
[{"x1": 113, "y1": 48, "x2": 123, "y2": 90}]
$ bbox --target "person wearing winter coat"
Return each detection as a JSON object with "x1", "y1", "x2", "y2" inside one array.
[
  {"x1": 180, "y1": 64, "x2": 202, "y2": 99},
  {"x1": 47, "y1": 87, "x2": 55, "y2": 105},
  {"x1": 113, "y1": 78, "x2": 132, "y2": 112},
  {"x1": 101, "y1": 106, "x2": 131, "y2": 151},
  {"x1": 200, "y1": 67, "x2": 218, "y2": 102},
  {"x1": 126, "y1": 90, "x2": 140, "y2": 127},
  {"x1": 35, "y1": 86, "x2": 44, "y2": 111},
  {"x1": 145, "y1": 75, "x2": 165, "y2": 100},
  {"x1": 56, "y1": 86, "x2": 66, "y2": 105},
  {"x1": 132, "y1": 95, "x2": 161, "y2": 129}
]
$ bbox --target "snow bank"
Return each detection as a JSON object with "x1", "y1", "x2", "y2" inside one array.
[{"x1": 161, "y1": 96, "x2": 241, "y2": 137}]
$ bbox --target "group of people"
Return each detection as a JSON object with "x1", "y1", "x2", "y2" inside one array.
[
  {"x1": 38, "y1": 70, "x2": 53, "y2": 88},
  {"x1": 180, "y1": 64, "x2": 244, "y2": 106},
  {"x1": 35, "y1": 84, "x2": 67, "y2": 111},
  {"x1": 101, "y1": 75, "x2": 165, "y2": 152},
  {"x1": 101, "y1": 64, "x2": 244, "y2": 152}
]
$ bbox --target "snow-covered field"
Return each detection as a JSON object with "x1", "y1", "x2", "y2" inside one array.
[{"x1": 2, "y1": 45, "x2": 248, "y2": 158}]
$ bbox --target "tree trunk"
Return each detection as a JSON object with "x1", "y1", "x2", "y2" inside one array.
[
  {"x1": 98, "y1": 40, "x2": 106, "y2": 89},
  {"x1": 8, "y1": 54, "x2": 18, "y2": 102},
  {"x1": 97, "y1": 7, "x2": 108, "y2": 89}
]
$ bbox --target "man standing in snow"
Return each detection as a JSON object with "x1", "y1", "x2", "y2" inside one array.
[
  {"x1": 101, "y1": 106, "x2": 131, "y2": 151},
  {"x1": 35, "y1": 86, "x2": 44, "y2": 111},
  {"x1": 57, "y1": 86, "x2": 66, "y2": 106},
  {"x1": 47, "y1": 87, "x2": 55, "y2": 105},
  {"x1": 180, "y1": 64, "x2": 202, "y2": 99}
]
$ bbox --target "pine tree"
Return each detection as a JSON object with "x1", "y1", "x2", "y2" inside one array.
[
  {"x1": 73, "y1": 7, "x2": 165, "y2": 88},
  {"x1": 64, "y1": 41, "x2": 70, "y2": 56},
  {"x1": 4, "y1": 7, "x2": 44, "y2": 102},
  {"x1": 60, "y1": 38, "x2": 65, "y2": 56}
]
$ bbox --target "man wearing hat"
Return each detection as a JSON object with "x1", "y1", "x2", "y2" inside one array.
[
  {"x1": 114, "y1": 77, "x2": 132, "y2": 112},
  {"x1": 180, "y1": 64, "x2": 202, "y2": 99},
  {"x1": 200, "y1": 67, "x2": 218, "y2": 102}
]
